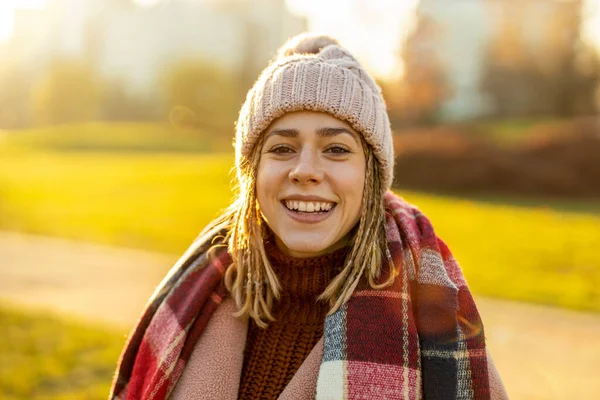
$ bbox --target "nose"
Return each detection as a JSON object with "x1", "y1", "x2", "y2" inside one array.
[{"x1": 288, "y1": 149, "x2": 324, "y2": 185}]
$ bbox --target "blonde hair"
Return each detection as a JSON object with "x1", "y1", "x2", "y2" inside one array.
[{"x1": 215, "y1": 135, "x2": 395, "y2": 328}]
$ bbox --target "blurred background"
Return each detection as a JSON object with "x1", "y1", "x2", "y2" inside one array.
[{"x1": 0, "y1": 0, "x2": 599, "y2": 399}]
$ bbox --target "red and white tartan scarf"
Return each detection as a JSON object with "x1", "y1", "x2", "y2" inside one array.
[{"x1": 109, "y1": 191, "x2": 490, "y2": 399}]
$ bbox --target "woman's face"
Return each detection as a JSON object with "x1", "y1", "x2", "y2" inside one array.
[{"x1": 256, "y1": 110, "x2": 366, "y2": 258}]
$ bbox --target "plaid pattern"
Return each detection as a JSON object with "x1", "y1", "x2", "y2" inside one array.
[
  {"x1": 109, "y1": 192, "x2": 489, "y2": 399},
  {"x1": 315, "y1": 192, "x2": 489, "y2": 399}
]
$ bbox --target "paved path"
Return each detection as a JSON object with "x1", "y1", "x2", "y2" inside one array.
[{"x1": 1, "y1": 231, "x2": 599, "y2": 399}]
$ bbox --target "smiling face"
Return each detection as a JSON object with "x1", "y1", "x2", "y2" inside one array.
[{"x1": 256, "y1": 110, "x2": 366, "y2": 258}]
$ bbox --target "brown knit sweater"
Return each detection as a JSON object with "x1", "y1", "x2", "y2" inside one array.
[{"x1": 237, "y1": 242, "x2": 347, "y2": 400}]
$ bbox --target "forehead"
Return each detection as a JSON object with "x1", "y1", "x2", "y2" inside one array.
[{"x1": 266, "y1": 110, "x2": 359, "y2": 136}]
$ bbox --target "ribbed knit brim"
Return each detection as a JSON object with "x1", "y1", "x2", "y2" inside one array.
[{"x1": 235, "y1": 33, "x2": 394, "y2": 192}]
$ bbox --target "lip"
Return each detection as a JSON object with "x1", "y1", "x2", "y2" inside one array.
[{"x1": 281, "y1": 202, "x2": 336, "y2": 224}]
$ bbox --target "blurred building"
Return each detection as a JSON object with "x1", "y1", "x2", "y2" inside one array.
[
  {"x1": 409, "y1": 0, "x2": 586, "y2": 121},
  {"x1": 415, "y1": 0, "x2": 493, "y2": 120},
  {"x1": 4, "y1": 0, "x2": 306, "y2": 95}
]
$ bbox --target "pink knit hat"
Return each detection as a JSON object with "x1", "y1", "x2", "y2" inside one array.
[{"x1": 235, "y1": 33, "x2": 394, "y2": 192}]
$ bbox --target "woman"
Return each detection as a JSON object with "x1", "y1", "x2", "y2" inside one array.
[{"x1": 110, "y1": 34, "x2": 507, "y2": 399}]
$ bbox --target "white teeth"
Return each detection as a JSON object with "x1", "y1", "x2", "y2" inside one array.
[{"x1": 284, "y1": 200, "x2": 335, "y2": 213}]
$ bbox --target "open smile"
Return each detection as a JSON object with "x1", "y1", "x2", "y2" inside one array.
[
  {"x1": 283, "y1": 200, "x2": 335, "y2": 213},
  {"x1": 280, "y1": 200, "x2": 337, "y2": 224}
]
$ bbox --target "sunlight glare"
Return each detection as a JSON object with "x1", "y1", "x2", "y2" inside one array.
[
  {"x1": 583, "y1": 0, "x2": 600, "y2": 51},
  {"x1": 0, "y1": 0, "x2": 48, "y2": 42},
  {"x1": 11, "y1": 0, "x2": 47, "y2": 7},
  {"x1": 132, "y1": 0, "x2": 162, "y2": 8},
  {"x1": 286, "y1": 0, "x2": 419, "y2": 79},
  {"x1": 0, "y1": 8, "x2": 14, "y2": 42}
]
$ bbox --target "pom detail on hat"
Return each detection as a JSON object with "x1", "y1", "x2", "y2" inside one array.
[{"x1": 278, "y1": 33, "x2": 339, "y2": 57}]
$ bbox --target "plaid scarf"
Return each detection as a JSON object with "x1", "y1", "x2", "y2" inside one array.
[{"x1": 109, "y1": 192, "x2": 489, "y2": 399}]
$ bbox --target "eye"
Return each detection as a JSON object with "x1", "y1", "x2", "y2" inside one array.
[
  {"x1": 324, "y1": 145, "x2": 351, "y2": 155},
  {"x1": 267, "y1": 144, "x2": 294, "y2": 154}
]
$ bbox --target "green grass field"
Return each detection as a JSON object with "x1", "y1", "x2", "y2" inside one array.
[
  {"x1": 0, "y1": 150, "x2": 235, "y2": 253},
  {"x1": 0, "y1": 121, "x2": 231, "y2": 153},
  {"x1": 0, "y1": 303, "x2": 124, "y2": 400}
]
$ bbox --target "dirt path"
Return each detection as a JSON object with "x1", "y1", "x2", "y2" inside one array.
[{"x1": 1, "y1": 231, "x2": 598, "y2": 399}]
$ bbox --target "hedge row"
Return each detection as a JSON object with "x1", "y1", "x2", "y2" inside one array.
[{"x1": 393, "y1": 118, "x2": 600, "y2": 198}]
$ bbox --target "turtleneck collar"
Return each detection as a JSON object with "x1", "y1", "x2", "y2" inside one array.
[{"x1": 263, "y1": 238, "x2": 348, "y2": 305}]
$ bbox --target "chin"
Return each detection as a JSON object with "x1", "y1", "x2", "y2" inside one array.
[{"x1": 277, "y1": 234, "x2": 336, "y2": 258}]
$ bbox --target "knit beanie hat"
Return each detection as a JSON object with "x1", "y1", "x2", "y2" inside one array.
[{"x1": 235, "y1": 33, "x2": 394, "y2": 192}]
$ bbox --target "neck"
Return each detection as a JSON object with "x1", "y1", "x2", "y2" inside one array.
[{"x1": 264, "y1": 239, "x2": 348, "y2": 311}]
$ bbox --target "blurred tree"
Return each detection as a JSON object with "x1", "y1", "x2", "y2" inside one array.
[
  {"x1": 0, "y1": 62, "x2": 33, "y2": 129},
  {"x1": 386, "y1": 11, "x2": 451, "y2": 126},
  {"x1": 238, "y1": 20, "x2": 267, "y2": 99},
  {"x1": 481, "y1": 0, "x2": 600, "y2": 118},
  {"x1": 101, "y1": 80, "x2": 161, "y2": 121},
  {"x1": 32, "y1": 59, "x2": 102, "y2": 126},
  {"x1": 161, "y1": 59, "x2": 240, "y2": 135}
]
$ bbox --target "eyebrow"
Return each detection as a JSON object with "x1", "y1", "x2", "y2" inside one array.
[{"x1": 266, "y1": 127, "x2": 360, "y2": 144}]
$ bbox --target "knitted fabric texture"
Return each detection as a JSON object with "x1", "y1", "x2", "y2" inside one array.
[
  {"x1": 109, "y1": 191, "x2": 490, "y2": 400},
  {"x1": 235, "y1": 33, "x2": 395, "y2": 192},
  {"x1": 238, "y1": 242, "x2": 347, "y2": 399}
]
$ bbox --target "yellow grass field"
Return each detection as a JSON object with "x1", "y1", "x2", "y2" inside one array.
[
  {"x1": 1, "y1": 124, "x2": 599, "y2": 312},
  {"x1": 0, "y1": 303, "x2": 123, "y2": 400}
]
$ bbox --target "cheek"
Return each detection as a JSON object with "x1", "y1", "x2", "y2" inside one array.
[
  {"x1": 256, "y1": 160, "x2": 283, "y2": 208},
  {"x1": 330, "y1": 162, "x2": 366, "y2": 202}
]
